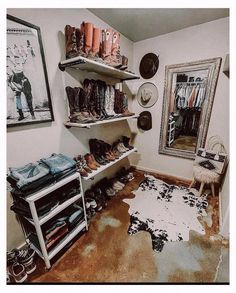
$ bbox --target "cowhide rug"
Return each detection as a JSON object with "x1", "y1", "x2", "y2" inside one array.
[{"x1": 123, "y1": 174, "x2": 208, "y2": 252}]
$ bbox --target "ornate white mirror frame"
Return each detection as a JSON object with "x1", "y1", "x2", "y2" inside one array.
[{"x1": 159, "y1": 57, "x2": 222, "y2": 159}]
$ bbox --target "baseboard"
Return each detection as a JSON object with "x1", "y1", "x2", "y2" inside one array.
[
  {"x1": 218, "y1": 189, "x2": 223, "y2": 234},
  {"x1": 219, "y1": 201, "x2": 229, "y2": 239},
  {"x1": 131, "y1": 164, "x2": 192, "y2": 184}
]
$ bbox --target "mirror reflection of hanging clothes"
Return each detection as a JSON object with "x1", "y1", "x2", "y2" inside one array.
[
  {"x1": 176, "y1": 86, "x2": 187, "y2": 109},
  {"x1": 194, "y1": 85, "x2": 206, "y2": 108}
]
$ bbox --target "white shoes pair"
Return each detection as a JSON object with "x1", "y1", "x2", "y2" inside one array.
[
  {"x1": 116, "y1": 142, "x2": 129, "y2": 153},
  {"x1": 112, "y1": 180, "x2": 125, "y2": 191}
]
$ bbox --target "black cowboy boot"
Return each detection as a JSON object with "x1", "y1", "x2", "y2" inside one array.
[
  {"x1": 78, "y1": 88, "x2": 94, "y2": 123},
  {"x1": 83, "y1": 79, "x2": 99, "y2": 120},
  {"x1": 98, "y1": 80, "x2": 110, "y2": 119},
  {"x1": 89, "y1": 139, "x2": 106, "y2": 165},
  {"x1": 66, "y1": 86, "x2": 82, "y2": 122},
  {"x1": 26, "y1": 96, "x2": 36, "y2": 119},
  {"x1": 18, "y1": 109, "x2": 25, "y2": 121},
  {"x1": 94, "y1": 81, "x2": 104, "y2": 119}
]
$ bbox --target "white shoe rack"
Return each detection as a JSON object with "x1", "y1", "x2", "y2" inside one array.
[{"x1": 17, "y1": 172, "x2": 88, "y2": 269}]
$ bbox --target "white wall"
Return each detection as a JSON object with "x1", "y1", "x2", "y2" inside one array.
[
  {"x1": 129, "y1": 17, "x2": 229, "y2": 236},
  {"x1": 7, "y1": 8, "x2": 135, "y2": 250}
]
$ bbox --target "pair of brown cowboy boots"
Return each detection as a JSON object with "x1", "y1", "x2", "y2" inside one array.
[{"x1": 65, "y1": 23, "x2": 100, "y2": 59}]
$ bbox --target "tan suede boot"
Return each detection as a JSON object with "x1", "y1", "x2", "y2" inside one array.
[
  {"x1": 92, "y1": 27, "x2": 102, "y2": 59},
  {"x1": 101, "y1": 29, "x2": 113, "y2": 64},
  {"x1": 84, "y1": 22, "x2": 94, "y2": 57},
  {"x1": 110, "y1": 31, "x2": 122, "y2": 67}
]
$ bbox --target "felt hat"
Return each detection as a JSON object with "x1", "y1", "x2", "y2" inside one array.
[
  {"x1": 137, "y1": 111, "x2": 152, "y2": 131},
  {"x1": 137, "y1": 82, "x2": 158, "y2": 108},
  {"x1": 139, "y1": 53, "x2": 159, "y2": 79}
]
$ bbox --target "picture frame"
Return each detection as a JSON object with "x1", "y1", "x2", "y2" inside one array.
[{"x1": 7, "y1": 14, "x2": 54, "y2": 127}]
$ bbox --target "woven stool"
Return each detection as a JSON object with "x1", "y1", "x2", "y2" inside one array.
[{"x1": 189, "y1": 165, "x2": 221, "y2": 196}]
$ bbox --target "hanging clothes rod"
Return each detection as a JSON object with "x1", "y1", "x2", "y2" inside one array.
[{"x1": 175, "y1": 81, "x2": 206, "y2": 86}]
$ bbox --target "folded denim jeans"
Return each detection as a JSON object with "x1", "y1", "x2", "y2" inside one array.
[
  {"x1": 9, "y1": 162, "x2": 50, "y2": 189},
  {"x1": 41, "y1": 153, "x2": 76, "y2": 175},
  {"x1": 10, "y1": 167, "x2": 76, "y2": 197},
  {"x1": 10, "y1": 173, "x2": 55, "y2": 197},
  {"x1": 54, "y1": 166, "x2": 77, "y2": 182}
]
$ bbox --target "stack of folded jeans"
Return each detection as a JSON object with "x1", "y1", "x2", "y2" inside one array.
[
  {"x1": 10, "y1": 179, "x2": 81, "y2": 219},
  {"x1": 10, "y1": 196, "x2": 60, "y2": 219},
  {"x1": 8, "y1": 153, "x2": 77, "y2": 197}
]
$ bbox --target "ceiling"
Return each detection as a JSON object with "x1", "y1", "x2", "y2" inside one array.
[{"x1": 89, "y1": 8, "x2": 229, "y2": 42}]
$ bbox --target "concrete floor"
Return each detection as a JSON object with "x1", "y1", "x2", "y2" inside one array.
[{"x1": 27, "y1": 170, "x2": 229, "y2": 284}]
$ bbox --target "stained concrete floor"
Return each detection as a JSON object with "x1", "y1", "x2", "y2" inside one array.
[{"x1": 27, "y1": 170, "x2": 229, "y2": 284}]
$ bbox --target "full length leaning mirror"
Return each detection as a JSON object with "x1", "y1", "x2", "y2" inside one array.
[{"x1": 159, "y1": 57, "x2": 222, "y2": 159}]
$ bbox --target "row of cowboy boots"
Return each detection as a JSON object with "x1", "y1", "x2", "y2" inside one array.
[
  {"x1": 65, "y1": 79, "x2": 134, "y2": 123},
  {"x1": 73, "y1": 136, "x2": 133, "y2": 178},
  {"x1": 65, "y1": 23, "x2": 128, "y2": 69}
]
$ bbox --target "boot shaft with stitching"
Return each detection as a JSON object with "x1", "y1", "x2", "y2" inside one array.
[{"x1": 65, "y1": 25, "x2": 77, "y2": 59}]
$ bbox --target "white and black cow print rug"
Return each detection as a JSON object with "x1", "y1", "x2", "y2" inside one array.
[{"x1": 123, "y1": 174, "x2": 208, "y2": 253}]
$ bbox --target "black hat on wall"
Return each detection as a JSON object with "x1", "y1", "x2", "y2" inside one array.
[
  {"x1": 139, "y1": 53, "x2": 159, "y2": 79},
  {"x1": 137, "y1": 111, "x2": 152, "y2": 131}
]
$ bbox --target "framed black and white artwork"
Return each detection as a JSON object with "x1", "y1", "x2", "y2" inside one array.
[{"x1": 7, "y1": 14, "x2": 54, "y2": 127}]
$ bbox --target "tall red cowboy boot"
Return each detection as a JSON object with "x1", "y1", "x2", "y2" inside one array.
[
  {"x1": 101, "y1": 29, "x2": 113, "y2": 65},
  {"x1": 65, "y1": 25, "x2": 77, "y2": 59},
  {"x1": 84, "y1": 22, "x2": 94, "y2": 57},
  {"x1": 91, "y1": 27, "x2": 102, "y2": 59}
]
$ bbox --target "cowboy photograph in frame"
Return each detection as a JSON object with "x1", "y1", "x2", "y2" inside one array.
[{"x1": 7, "y1": 14, "x2": 54, "y2": 127}]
